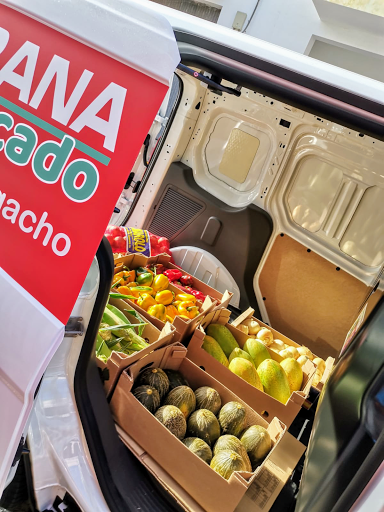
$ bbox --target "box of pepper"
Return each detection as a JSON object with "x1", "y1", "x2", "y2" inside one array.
[{"x1": 112, "y1": 253, "x2": 232, "y2": 341}]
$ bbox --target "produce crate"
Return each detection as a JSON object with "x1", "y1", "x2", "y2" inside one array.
[
  {"x1": 97, "y1": 298, "x2": 175, "y2": 397},
  {"x1": 114, "y1": 252, "x2": 233, "y2": 306},
  {"x1": 231, "y1": 308, "x2": 335, "y2": 391},
  {"x1": 113, "y1": 253, "x2": 232, "y2": 341},
  {"x1": 117, "y1": 425, "x2": 304, "y2": 512},
  {"x1": 110, "y1": 343, "x2": 304, "y2": 512},
  {"x1": 187, "y1": 309, "x2": 316, "y2": 427}
]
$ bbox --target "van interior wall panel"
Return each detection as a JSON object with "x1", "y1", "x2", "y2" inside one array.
[
  {"x1": 176, "y1": 40, "x2": 384, "y2": 141},
  {"x1": 259, "y1": 235, "x2": 371, "y2": 358},
  {"x1": 143, "y1": 162, "x2": 273, "y2": 316}
]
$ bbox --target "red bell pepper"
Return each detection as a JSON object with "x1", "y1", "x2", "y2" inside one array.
[
  {"x1": 185, "y1": 287, "x2": 206, "y2": 302},
  {"x1": 180, "y1": 274, "x2": 194, "y2": 286},
  {"x1": 173, "y1": 282, "x2": 206, "y2": 302},
  {"x1": 163, "y1": 269, "x2": 183, "y2": 282}
]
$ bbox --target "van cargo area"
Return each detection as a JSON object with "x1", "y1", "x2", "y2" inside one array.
[{"x1": 2, "y1": 5, "x2": 383, "y2": 512}]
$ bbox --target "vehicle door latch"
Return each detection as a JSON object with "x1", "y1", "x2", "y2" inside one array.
[
  {"x1": 12, "y1": 436, "x2": 30, "y2": 467},
  {"x1": 65, "y1": 317, "x2": 84, "y2": 337}
]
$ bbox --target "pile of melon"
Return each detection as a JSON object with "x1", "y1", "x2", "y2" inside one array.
[
  {"x1": 133, "y1": 367, "x2": 272, "y2": 480},
  {"x1": 235, "y1": 319, "x2": 326, "y2": 387},
  {"x1": 202, "y1": 323, "x2": 324, "y2": 404}
]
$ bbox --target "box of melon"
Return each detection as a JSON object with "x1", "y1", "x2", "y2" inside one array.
[
  {"x1": 110, "y1": 343, "x2": 305, "y2": 512},
  {"x1": 96, "y1": 297, "x2": 175, "y2": 397},
  {"x1": 186, "y1": 309, "x2": 317, "y2": 427},
  {"x1": 111, "y1": 253, "x2": 232, "y2": 341},
  {"x1": 231, "y1": 308, "x2": 335, "y2": 392}
]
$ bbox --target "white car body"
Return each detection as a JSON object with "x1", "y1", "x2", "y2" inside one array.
[{"x1": 1, "y1": 1, "x2": 383, "y2": 511}]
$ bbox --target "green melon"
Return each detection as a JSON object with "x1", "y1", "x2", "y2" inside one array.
[
  {"x1": 229, "y1": 348, "x2": 255, "y2": 366},
  {"x1": 243, "y1": 339, "x2": 270, "y2": 368},
  {"x1": 240, "y1": 425, "x2": 272, "y2": 468},
  {"x1": 206, "y1": 324, "x2": 239, "y2": 358},
  {"x1": 164, "y1": 386, "x2": 196, "y2": 419},
  {"x1": 182, "y1": 437, "x2": 212, "y2": 464},
  {"x1": 202, "y1": 335, "x2": 229, "y2": 367},
  {"x1": 228, "y1": 358, "x2": 263, "y2": 390},
  {"x1": 187, "y1": 409, "x2": 221, "y2": 446},
  {"x1": 165, "y1": 369, "x2": 189, "y2": 390},
  {"x1": 133, "y1": 385, "x2": 160, "y2": 413},
  {"x1": 256, "y1": 359, "x2": 291, "y2": 404},
  {"x1": 137, "y1": 367, "x2": 169, "y2": 399},
  {"x1": 213, "y1": 435, "x2": 252, "y2": 472},
  {"x1": 194, "y1": 386, "x2": 222, "y2": 415},
  {"x1": 155, "y1": 405, "x2": 186, "y2": 439},
  {"x1": 218, "y1": 402, "x2": 247, "y2": 437},
  {"x1": 210, "y1": 450, "x2": 251, "y2": 480}
]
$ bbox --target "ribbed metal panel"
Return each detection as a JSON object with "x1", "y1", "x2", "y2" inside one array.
[{"x1": 148, "y1": 188, "x2": 203, "y2": 240}]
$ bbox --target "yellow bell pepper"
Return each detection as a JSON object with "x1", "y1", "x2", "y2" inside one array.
[
  {"x1": 177, "y1": 301, "x2": 199, "y2": 319},
  {"x1": 166, "y1": 315, "x2": 175, "y2": 323},
  {"x1": 116, "y1": 286, "x2": 138, "y2": 299},
  {"x1": 155, "y1": 290, "x2": 174, "y2": 305},
  {"x1": 112, "y1": 274, "x2": 124, "y2": 287},
  {"x1": 147, "y1": 304, "x2": 166, "y2": 322},
  {"x1": 137, "y1": 293, "x2": 157, "y2": 311},
  {"x1": 175, "y1": 293, "x2": 196, "y2": 304},
  {"x1": 165, "y1": 304, "x2": 178, "y2": 320},
  {"x1": 114, "y1": 270, "x2": 135, "y2": 285},
  {"x1": 152, "y1": 274, "x2": 169, "y2": 293},
  {"x1": 119, "y1": 285, "x2": 152, "y2": 298}
]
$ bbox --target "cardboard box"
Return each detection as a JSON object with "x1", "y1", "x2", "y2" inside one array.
[
  {"x1": 97, "y1": 298, "x2": 175, "y2": 397},
  {"x1": 113, "y1": 253, "x2": 232, "y2": 341},
  {"x1": 114, "y1": 252, "x2": 233, "y2": 306},
  {"x1": 231, "y1": 308, "x2": 334, "y2": 392},
  {"x1": 187, "y1": 309, "x2": 316, "y2": 427},
  {"x1": 315, "y1": 356, "x2": 335, "y2": 393},
  {"x1": 117, "y1": 425, "x2": 304, "y2": 512},
  {"x1": 110, "y1": 344, "x2": 303, "y2": 512}
]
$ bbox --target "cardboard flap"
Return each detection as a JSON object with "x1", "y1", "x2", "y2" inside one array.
[
  {"x1": 201, "y1": 308, "x2": 231, "y2": 330},
  {"x1": 231, "y1": 307, "x2": 255, "y2": 328},
  {"x1": 127, "y1": 343, "x2": 187, "y2": 381},
  {"x1": 201, "y1": 295, "x2": 214, "y2": 312},
  {"x1": 302, "y1": 359, "x2": 316, "y2": 394},
  {"x1": 317, "y1": 356, "x2": 335, "y2": 391},
  {"x1": 221, "y1": 290, "x2": 233, "y2": 304},
  {"x1": 160, "y1": 321, "x2": 174, "y2": 337}
]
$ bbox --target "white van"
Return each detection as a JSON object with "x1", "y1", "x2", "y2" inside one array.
[{"x1": 1, "y1": 1, "x2": 383, "y2": 512}]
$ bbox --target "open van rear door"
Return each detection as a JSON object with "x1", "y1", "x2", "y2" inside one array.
[{"x1": 0, "y1": 0, "x2": 179, "y2": 494}]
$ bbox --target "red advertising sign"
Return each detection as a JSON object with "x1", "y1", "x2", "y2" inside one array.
[{"x1": 0, "y1": 5, "x2": 168, "y2": 323}]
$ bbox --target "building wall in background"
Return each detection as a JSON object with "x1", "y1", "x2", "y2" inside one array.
[
  {"x1": 150, "y1": 0, "x2": 221, "y2": 22},
  {"x1": 206, "y1": 0, "x2": 384, "y2": 59}
]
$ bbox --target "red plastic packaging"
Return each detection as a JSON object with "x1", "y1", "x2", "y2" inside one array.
[{"x1": 105, "y1": 225, "x2": 174, "y2": 262}]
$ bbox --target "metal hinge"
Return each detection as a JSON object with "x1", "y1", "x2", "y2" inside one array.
[
  {"x1": 12, "y1": 437, "x2": 30, "y2": 467},
  {"x1": 65, "y1": 317, "x2": 84, "y2": 337}
]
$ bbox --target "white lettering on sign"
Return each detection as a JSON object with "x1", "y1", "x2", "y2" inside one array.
[
  {"x1": 0, "y1": 40, "x2": 39, "y2": 103},
  {"x1": 70, "y1": 82, "x2": 126, "y2": 152},
  {"x1": 0, "y1": 27, "x2": 126, "y2": 152},
  {"x1": 29, "y1": 55, "x2": 94, "y2": 126},
  {"x1": 0, "y1": 189, "x2": 71, "y2": 256},
  {"x1": 0, "y1": 112, "x2": 99, "y2": 202}
]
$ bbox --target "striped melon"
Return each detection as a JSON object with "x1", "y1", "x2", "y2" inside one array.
[
  {"x1": 194, "y1": 386, "x2": 222, "y2": 415},
  {"x1": 164, "y1": 386, "x2": 196, "y2": 419},
  {"x1": 218, "y1": 402, "x2": 247, "y2": 437}
]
